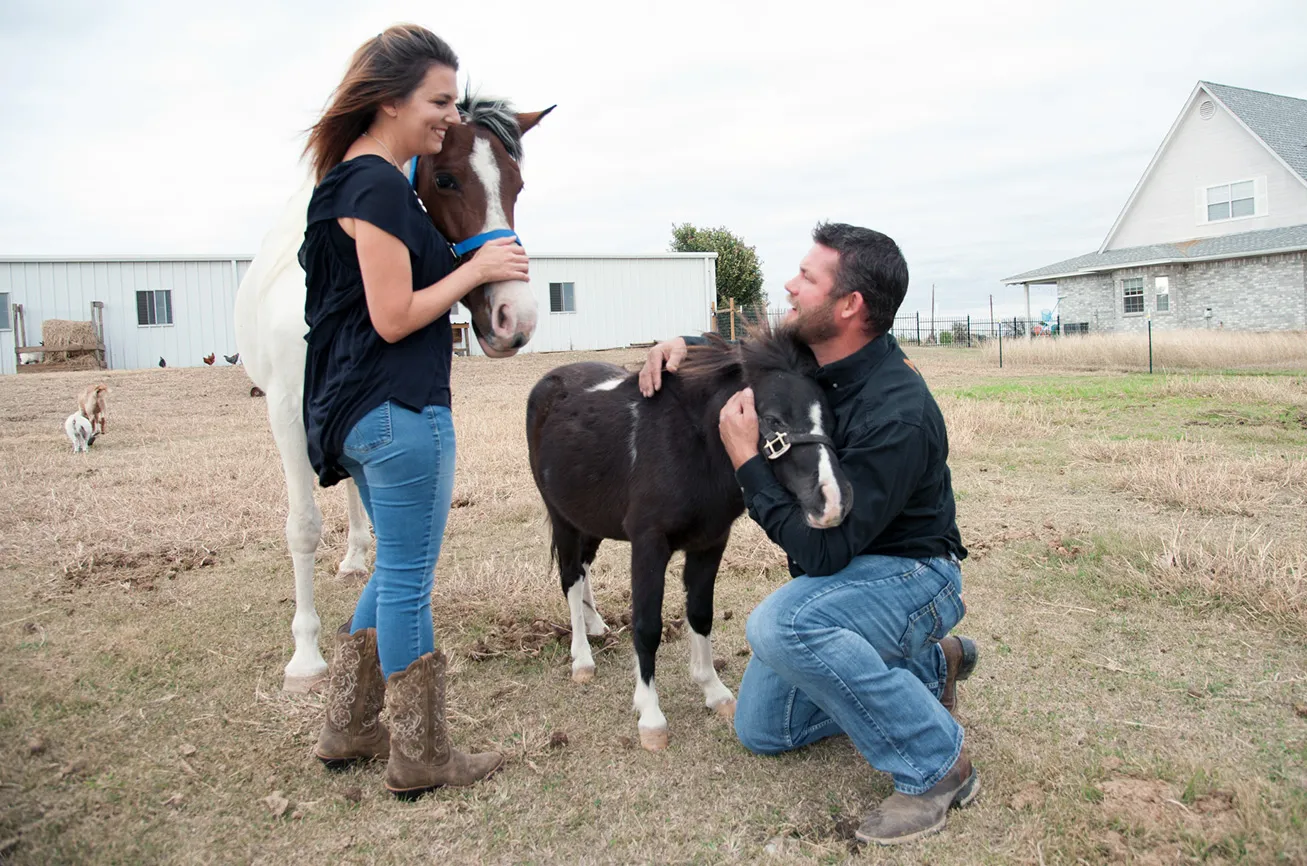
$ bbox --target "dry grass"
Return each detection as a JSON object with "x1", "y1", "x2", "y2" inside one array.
[
  {"x1": 980, "y1": 328, "x2": 1307, "y2": 371},
  {"x1": 1, "y1": 350, "x2": 1306, "y2": 864}
]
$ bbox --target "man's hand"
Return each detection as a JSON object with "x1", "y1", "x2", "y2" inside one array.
[
  {"x1": 638, "y1": 337, "x2": 688, "y2": 398},
  {"x1": 719, "y1": 388, "x2": 760, "y2": 469}
]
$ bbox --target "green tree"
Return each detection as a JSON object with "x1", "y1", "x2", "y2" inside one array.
[{"x1": 670, "y1": 223, "x2": 764, "y2": 308}]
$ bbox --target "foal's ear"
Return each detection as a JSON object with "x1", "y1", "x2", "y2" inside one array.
[{"x1": 516, "y1": 105, "x2": 557, "y2": 134}]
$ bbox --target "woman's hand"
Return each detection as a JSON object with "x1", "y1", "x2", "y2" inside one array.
[{"x1": 469, "y1": 238, "x2": 529, "y2": 284}]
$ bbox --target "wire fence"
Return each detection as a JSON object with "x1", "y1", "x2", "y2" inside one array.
[{"x1": 709, "y1": 303, "x2": 1090, "y2": 346}]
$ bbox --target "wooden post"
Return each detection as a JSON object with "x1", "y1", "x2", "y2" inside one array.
[
  {"x1": 91, "y1": 301, "x2": 106, "y2": 368},
  {"x1": 728, "y1": 297, "x2": 736, "y2": 342},
  {"x1": 12, "y1": 303, "x2": 24, "y2": 368}
]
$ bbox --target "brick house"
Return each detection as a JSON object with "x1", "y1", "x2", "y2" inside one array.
[{"x1": 1004, "y1": 82, "x2": 1307, "y2": 333}]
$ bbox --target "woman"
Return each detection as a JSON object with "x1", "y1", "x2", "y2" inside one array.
[{"x1": 300, "y1": 24, "x2": 526, "y2": 797}]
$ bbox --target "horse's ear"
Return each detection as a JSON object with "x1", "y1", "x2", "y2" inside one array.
[{"x1": 516, "y1": 105, "x2": 556, "y2": 135}]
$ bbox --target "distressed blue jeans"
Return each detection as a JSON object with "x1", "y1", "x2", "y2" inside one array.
[
  {"x1": 734, "y1": 555, "x2": 966, "y2": 794},
  {"x1": 338, "y1": 401, "x2": 456, "y2": 679}
]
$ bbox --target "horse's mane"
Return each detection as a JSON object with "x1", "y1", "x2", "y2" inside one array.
[
  {"x1": 458, "y1": 87, "x2": 523, "y2": 162},
  {"x1": 677, "y1": 319, "x2": 818, "y2": 386}
]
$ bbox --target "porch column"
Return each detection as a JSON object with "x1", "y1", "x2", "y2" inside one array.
[{"x1": 1024, "y1": 283, "x2": 1032, "y2": 340}]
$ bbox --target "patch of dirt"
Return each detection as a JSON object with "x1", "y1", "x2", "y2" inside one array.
[
  {"x1": 1100, "y1": 776, "x2": 1239, "y2": 838},
  {"x1": 62, "y1": 548, "x2": 219, "y2": 589},
  {"x1": 465, "y1": 615, "x2": 629, "y2": 661}
]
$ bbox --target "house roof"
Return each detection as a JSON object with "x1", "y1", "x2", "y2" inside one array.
[
  {"x1": 1003, "y1": 223, "x2": 1307, "y2": 284},
  {"x1": 1203, "y1": 81, "x2": 1307, "y2": 185}
]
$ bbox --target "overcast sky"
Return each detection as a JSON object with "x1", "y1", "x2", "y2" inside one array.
[{"x1": 2, "y1": 0, "x2": 1303, "y2": 318}]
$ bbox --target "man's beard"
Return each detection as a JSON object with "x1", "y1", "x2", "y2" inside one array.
[{"x1": 790, "y1": 295, "x2": 840, "y2": 345}]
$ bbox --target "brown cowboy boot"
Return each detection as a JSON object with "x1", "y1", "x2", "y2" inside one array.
[
  {"x1": 855, "y1": 746, "x2": 980, "y2": 846},
  {"x1": 384, "y1": 650, "x2": 503, "y2": 799},
  {"x1": 939, "y1": 635, "x2": 978, "y2": 714},
  {"x1": 314, "y1": 628, "x2": 390, "y2": 768}
]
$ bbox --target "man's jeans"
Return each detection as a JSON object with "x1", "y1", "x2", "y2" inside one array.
[
  {"x1": 338, "y1": 401, "x2": 457, "y2": 679},
  {"x1": 734, "y1": 555, "x2": 966, "y2": 794}
]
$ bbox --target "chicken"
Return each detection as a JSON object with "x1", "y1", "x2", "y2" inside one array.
[
  {"x1": 202, "y1": 353, "x2": 216, "y2": 366},
  {"x1": 224, "y1": 353, "x2": 240, "y2": 365},
  {"x1": 158, "y1": 357, "x2": 167, "y2": 368}
]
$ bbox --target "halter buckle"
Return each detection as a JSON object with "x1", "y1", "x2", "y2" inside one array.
[{"x1": 762, "y1": 431, "x2": 791, "y2": 460}]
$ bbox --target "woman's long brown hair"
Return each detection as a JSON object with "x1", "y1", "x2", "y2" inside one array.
[{"x1": 303, "y1": 24, "x2": 459, "y2": 182}]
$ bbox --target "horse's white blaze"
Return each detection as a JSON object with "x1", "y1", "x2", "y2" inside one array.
[
  {"x1": 586, "y1": 377, "x2": 626, "y2": 392},
  {"x1": 633, "y1": 670, "x2": 667, "y2": 733},
  {"x1": 810, "y1": 402, "x2": 843, "y2": 528},
  {"x1": 689, "y1": 628, "x2": 735, "y2": 710},
  {"x1": 628, "y1": 403, "x2": 639, "y2": 465},
  {"x1": 469, "y1": 138, "x2": 510, "y2": 232},
  {"x1": 567, "y1": 578, "x2": 596, "y2": 678},
  {"x1": 468, "y1": 136, "x2": 537, "y2": 347},
  {"x1": 580, "y1": 563, "x2": 608, "y2": 635}
]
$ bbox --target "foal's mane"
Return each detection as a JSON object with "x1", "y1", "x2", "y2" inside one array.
[
  {"x1": 458, "y1": 88, "x2": 524, "y2": 162},
  {"x1": 677, "y1": 320, "x2": 818, "y2": 387}
]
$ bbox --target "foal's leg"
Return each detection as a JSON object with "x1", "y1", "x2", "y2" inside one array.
[
  {"x1": 629, "y1": 533, "x2": 673, "y2": 751},
  {"x1": 337, "y1": 477, "x2": 372, "y2": 579},
  {"x1": 684, "y1": 543, "x2": 736, "y2": 720},
  {"x1": 552, "y1": 514, "x2": 601, "y2": 683},
  {"x1": 266, "y1": 389, "x2": 328, "y2": 692},
  {"x1": 578, "y1": 537, "x2": 609, "y2": 637}
]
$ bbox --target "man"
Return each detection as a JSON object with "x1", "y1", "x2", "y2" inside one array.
[{"x1": 638, "y1": 223, "x2": 978, "y2": 845}]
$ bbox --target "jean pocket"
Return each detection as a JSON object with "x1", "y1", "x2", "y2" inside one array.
[
  {"x1": 899, "y1": 580, "x2": 967, "y2": 658},
  {"x1": 343, "y1": 402, "x2": 393, "y2": 456}
]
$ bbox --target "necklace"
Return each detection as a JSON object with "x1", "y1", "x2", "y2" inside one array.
[{"x1": 362, "y1": 132, "x2": 404, "y2": 174}]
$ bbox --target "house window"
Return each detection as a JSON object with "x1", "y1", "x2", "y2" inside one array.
[
  {"x1": 1206, "y1": 181, "x2": 1255, "y2": 221},
  {"x1": 549, "y1": 282, "x2": 575, "y2": 313},
  {"x1": 136, "y1": 289, "x2": 173, "y2": 326},
  {"x1": 1154, "y1": 276, "x2": 1170, "y2": 313},
  {"x1": 1122, "y1": 278, "x2": 1144, "y2": 314},
  {"x1": 0, "y1": 292, "x2": 10, "y2": 331}
]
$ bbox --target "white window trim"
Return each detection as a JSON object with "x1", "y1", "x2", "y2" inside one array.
[
  {"x1": 1200, "y1": 178, "x2": 1262, "y2": 225},
  {"x1": 136, "y1": 289, "x2": 175, "y2": 327},
  {"x1": 1153, "y1": 276, "x2": 1171, "y2": 315},
  {"x1": 0, "y1": 293, "x2": 11, "y2": 331},
  {"x1": 549, "y1": 281, "x2": 577, "y2": 315},
  {"x1": 1121, "y1": 277, "x2": 1145, "y2": 317}
]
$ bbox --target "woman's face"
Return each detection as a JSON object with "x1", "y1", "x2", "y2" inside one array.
[{"x1": 394, "y1": 63, "x2": 460, "y2": 156}]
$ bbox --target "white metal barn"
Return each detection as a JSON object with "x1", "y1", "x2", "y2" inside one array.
[{"x1": 0, "y1": 252, "x2": 717, "y2": 374}]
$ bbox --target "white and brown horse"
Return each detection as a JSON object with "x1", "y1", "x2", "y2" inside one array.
[{"x1": 235, "y1": 94, "x2": 551, "y2": 691}]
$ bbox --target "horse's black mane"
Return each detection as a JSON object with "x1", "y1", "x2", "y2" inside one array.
[
  {"x1": 678, "y1": 321, "x2": 818, "y2": 386},
  {"x1": 458, "y1": 87, "x2": 523, "y2": 161}
]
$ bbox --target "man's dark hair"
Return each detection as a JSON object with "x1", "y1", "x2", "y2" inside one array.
[{"x1": 812, "y1": 222, "x2": 909, "y2": 336}]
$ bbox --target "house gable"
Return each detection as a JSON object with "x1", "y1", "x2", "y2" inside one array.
[{"x1": 1100, "y1": 83, "x2": 1307, "y2": 252}]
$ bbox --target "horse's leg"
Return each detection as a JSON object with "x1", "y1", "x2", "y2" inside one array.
[
  {"x1": 266, "y1": 390, "x2": 328, "y2": 693},
  {"x1": 337, "y1": 477, "x2": 371, "y2": 579},
  {"x1": 578, "y1": 536, "x2": 609, "y2": 637},
  {"x1": 684, "y1": 542, "x2": 736, "y2": 720},
  {"x1": 629, "y1": 533, "x2": 672, "y2": 751},
  {"x1": 551, "y1": 511, "x2": 598, "y2": 683}
]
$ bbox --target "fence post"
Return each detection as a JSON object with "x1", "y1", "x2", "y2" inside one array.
[
  {"x1": 998, "y1": 325, "x2": 1003, "y2": 369},
  {"x1": 966, "y1": 315, "x2": 971, "y2": 348},
  {"x1": 916, "y1": 312, "x2": 920, "y2": 345},
  {"x1": 728, "y1": 298, "x2": 736, "y2": 341},
  {"x1": 1148, "y1": 318, "x2": 1153, "y2": 374}
]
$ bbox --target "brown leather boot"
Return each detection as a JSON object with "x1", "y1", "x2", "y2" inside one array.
[
  {"x1": 314, "y1": 628, "x2": 390, "y2": 768},
  {"x1": 855, "y1": 746, "x2": 980, "y2": 846},
  {"x1": 939, "y1": 635, "x2": 978, "y2": 714},
  {"x1": 383, "y1": 650, "x2": 503, "y2": 799}
]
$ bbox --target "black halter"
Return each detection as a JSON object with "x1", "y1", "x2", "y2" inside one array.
[{"x1": 759, "y1": 427, "x2": 836, "y2": 460}]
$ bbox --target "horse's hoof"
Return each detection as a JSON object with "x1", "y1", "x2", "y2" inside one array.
[
  {"x1": 585, "y1": 622, "x2": 610, "y2": 638},
  {"x1": 283, "y1": 671, "x2": 327, "y2": 694},
  {"x1": 336, "y1": 568, "x2": 369, "y2": 583},
  {"x1": 571, "y1": 665, "x2": 595, "y2": 684},
  {"x1": 639, "y1": 727, "x2": 669, "y2": 752},
  {"x1": 712, "y1": 698, "x2": 737, "y2": 721}
]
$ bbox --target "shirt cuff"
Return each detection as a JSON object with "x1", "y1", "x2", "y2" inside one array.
[
  {"x1": 736, "y1": 454, "x2": 782, "y2": 502},
  {"x1": 682, "y1": 334, "x2": 710, "y2": 346}
]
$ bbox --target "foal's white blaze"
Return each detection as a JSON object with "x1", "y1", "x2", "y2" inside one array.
[
  {"x1": 586, "y1": 377, "x2": 626, "y2": 392},
  {"x1": 689, "y1": 628, "x2": 736, "y2": 714},
  {"x1": 809, "y1": 402, "x2": 843, "y2": 528},
  {"x1": 567, "y1": 576, "x2": 597, "y2": 682},
  {"x1": 633, "y1": 668, "x2": 668, "y2": 749}
]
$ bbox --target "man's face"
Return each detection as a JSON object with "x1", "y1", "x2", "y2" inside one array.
[{"x1": 783, "y1": 244, "x2": 841, "y2": 345}]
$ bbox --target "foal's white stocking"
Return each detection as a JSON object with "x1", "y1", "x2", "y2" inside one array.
[
  {"x1": 689, "y1": 628, "x2": 736, "y2": 719},
  {"x1": 633, "y1": 667, "x2": 669, "y2": 751},
  {"x1": 580, "y1": 564, "x2": 608, "y2": 636},
  {"x1": 567, "y1": 576, "x2": 598, "y2": 683}
]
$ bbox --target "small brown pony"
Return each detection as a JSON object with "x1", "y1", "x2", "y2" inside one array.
[{"x1": 78, "y1": 383, "x2": 108, "y2": 436}]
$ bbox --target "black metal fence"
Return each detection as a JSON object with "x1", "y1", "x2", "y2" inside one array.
[{"x1": 710, "y1": 304, "x2": 1091, "y2": 346}]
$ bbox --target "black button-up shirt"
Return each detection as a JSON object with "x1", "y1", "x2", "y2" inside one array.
[{"x1": 734, "y1": 333, "x2": 967, "y2": 578}]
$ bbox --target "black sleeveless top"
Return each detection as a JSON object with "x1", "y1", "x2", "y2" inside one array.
[{"x1": 299, "y1": 155, "x2": 457, "y2": 487}]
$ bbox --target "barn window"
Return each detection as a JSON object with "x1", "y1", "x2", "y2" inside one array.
[
  {"x1": 1206, "y1": 180, "x2": 1255, "y2": 221},
  {"x1": 136, "y1": 289, "x2": 173, "y2": 326},
  {"x1": 549, "y1": 281, "x2": 576, "y2": 313},
  {"x1": 1154, "y1": 276, "x2": 1170, "y2": 313},
  {"x1": 1122, "y1": 278, "x2": 1144, "y2": 314},
  {"x1": 0, "y1": 293, "x2": 10, "y2": 330}
]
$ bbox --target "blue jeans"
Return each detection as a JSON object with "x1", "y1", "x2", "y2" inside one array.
[
  {"x1": 734, "y1": 555, "x2": 966, "y2": 794},
  {"x1": 338, "y1": 401, "x2": 456, "y2": 679}
]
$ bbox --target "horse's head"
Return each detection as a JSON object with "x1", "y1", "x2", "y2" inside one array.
[
  {"x1": 416, "y1": 94, "x2": 553, "y2": 357},
  {"x1": 738, "y1": 327, "x2": 854, "y2": 530}
]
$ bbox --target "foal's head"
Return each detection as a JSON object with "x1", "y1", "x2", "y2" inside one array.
[
  {"x1": 686, "y1": 326, "x2": 854, "y2": 529},
  {"x1": 415, "y1": 93, "x2": 552, "y2": 357}
]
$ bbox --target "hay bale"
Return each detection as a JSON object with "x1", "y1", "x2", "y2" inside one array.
[{"x1": 42, "y1": 319, "x2": 98, "y2": 363}]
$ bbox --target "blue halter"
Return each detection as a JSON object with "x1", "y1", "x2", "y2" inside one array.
[{"x1": 408, "y1": 157, "x2": 522, "y2": 258}]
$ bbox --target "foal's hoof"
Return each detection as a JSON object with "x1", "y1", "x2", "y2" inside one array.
[
  {"x1": 712, "y1": 698, "x2": 737, "y2": 721},
  {"x1": 571, "y1": 665, "x2": 595, "y2": 684},
  {"x1": 639, "y1": 727, "x2": 669, "y2": 752},
  {"x1": 282, "y1": 672, "x2": 327, "y2": 694}
]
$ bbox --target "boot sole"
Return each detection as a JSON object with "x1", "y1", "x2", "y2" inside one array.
[
  {"x1": 385, "y1": 756, "x2": 507, "y2": 800},
  {"x1": 316, "y1": 753, "x2": 385, "y2": 771},
  {"x1": 955, "y1": 636, "x2": 979, "y2": 681},
  {"x1": 854, "y1": 771, "x2": 980, "y2": 846}
]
